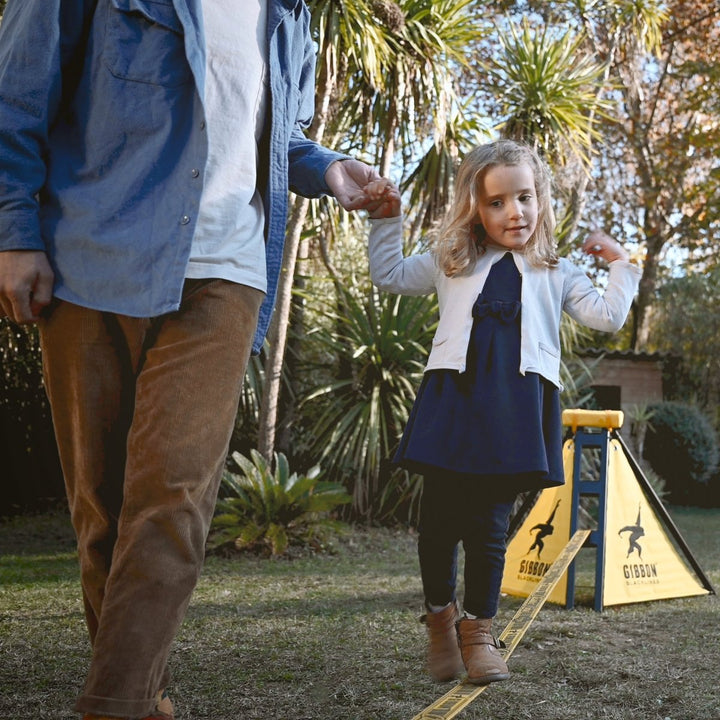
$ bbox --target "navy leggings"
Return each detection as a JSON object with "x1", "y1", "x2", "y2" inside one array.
[{"x1": 418, "y1": 471, "x2": 516, "y2": 618}]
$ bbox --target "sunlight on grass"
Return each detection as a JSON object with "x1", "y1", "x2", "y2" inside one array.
[
  {"x1": 0, "y1": 551, "x2": 78, "y2": 586},
  {"x1": 1, "y1": 509, "x2": 718, "y2": 720}
]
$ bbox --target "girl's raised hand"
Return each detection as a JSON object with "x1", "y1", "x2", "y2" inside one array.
[
  {"x1": 582, "y1": 230, "x2": 629, "y2": 263},
  {"x1": 363, "y1": 178, "x2": 402, "y2": 219}
]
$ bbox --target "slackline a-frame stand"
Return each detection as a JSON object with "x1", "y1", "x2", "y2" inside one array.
[{"x1": 502, "y1": 408, "x2": 715, "y2": 612}]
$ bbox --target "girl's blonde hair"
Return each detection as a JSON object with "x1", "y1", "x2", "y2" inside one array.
[{"x1": 434, "y1": 140, "x2": 558, "y2": 276}]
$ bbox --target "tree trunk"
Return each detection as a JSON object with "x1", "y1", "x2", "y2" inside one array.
[
  {"x1": 274, "y1": 232, "x2": 311, "y2": 455},
  {"x1": 632, "y1": 233, "x2": 664, "y2": 351},
  {"x1": 256, "y1": 28, "x2": 338, "y2": 460},
  {"x1": 257, "y1": 196, "x2": 311, "y2": 459}
]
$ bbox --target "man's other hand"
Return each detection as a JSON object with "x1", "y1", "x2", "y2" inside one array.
[{"x1": 0, "y1": 250, "x2": 54, "y2": 323}]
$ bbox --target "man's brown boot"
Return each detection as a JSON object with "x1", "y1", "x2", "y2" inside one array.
[
  {"x1": 421, "y1": 601, "x2": 464, "y2": 681},
  {"x1": 456, "y1": 617, "x2": 510, "y2": 685}
]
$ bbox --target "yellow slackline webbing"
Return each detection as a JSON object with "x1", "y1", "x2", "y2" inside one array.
[{"x1": 411, "y1": 528, "x2": 591, "y2": 720}]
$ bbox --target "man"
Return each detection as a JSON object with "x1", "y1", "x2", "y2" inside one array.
[{"x1": 0, "y1": 1, "x2": 380, "y2": 718}]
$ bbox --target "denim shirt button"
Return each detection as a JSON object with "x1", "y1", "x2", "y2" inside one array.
[
  {"x1": 191, "y1": 168, "x2": 200, "y2": 178},
  {"x1": 180, "y1": 215, "x2": 191, "y2": 225},
  {"x1": 199, "y1": 120, "x2": 206, "y2": 130}
]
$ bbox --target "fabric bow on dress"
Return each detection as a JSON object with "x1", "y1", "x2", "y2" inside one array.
[{"x1": 472, "y1": 296, "x2": 521, "y2": 323}]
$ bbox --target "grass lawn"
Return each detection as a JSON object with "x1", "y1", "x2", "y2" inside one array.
[{"x1": 1, "y1": 506, "x2": 718, "y2": 720}]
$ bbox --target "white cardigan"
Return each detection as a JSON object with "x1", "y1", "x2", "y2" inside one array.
[{"x1": 368, "y1": 216, "x2": 642, "y2": 390}]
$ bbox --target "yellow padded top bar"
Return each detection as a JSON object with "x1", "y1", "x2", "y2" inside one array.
[{"x1": 562, "y1": 408, "x2": 624, "y2": 430}]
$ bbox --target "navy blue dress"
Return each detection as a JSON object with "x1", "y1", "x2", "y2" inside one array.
[{"x1": 394, "y1": 252, "x2": 564, "y2": 492}]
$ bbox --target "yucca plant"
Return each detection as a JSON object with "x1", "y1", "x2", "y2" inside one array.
[
  {"x1": 299, "y1": 282, "x2": 438, "y2": 521},
  {"x1": 208, "y1": 450, "x2": 351, "y2": 556},
  {"x1": 484, "y1": 17, "x2": 610, "y2": 166}
]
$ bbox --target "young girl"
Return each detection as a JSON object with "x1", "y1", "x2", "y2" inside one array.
[{"x1": 364, "y1": 140, "x2": 641, "y2": 685}]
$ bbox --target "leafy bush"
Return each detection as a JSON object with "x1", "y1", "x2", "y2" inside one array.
[
  {"x1": 208, "y1": 450, "x2": 351, "y2": 556},
  {"x1": 643, "y1": 402, "x2": 719, "y2": 506}
]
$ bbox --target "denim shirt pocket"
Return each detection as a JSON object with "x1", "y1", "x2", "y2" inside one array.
[{"x1": 104, "y1": 0, "x2": 192, "y2": 86}]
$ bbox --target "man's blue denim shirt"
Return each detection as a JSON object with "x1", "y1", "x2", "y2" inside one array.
[{"x1": 0, "y1": 0, "x2": 345, "y2": 353}]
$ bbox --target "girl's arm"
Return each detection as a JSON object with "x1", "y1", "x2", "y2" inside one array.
[
  {"x1": 365, "y1": 180, "x2": 435, "y2": 295},
  {"x1": 562, "y1": 231, "x2": 641, "y2": 332}
]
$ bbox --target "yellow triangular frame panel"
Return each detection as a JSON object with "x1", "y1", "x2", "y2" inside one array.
[
  {"x1": 601, "y1": 439, "x2": 709, "y2": 606},
  {"x1": 501, "y1": 439, "x2": 575, "y2": 605}
]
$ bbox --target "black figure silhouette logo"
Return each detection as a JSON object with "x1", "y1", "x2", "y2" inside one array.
[
  {"x1": 527, "y1": 500, "x2": 560, "y2": 559},
  {"x1": 618, "y1": 504, "x2": 645, "y2": 559}
]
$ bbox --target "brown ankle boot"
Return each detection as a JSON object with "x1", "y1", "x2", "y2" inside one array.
[
  {"x1": 456, "y1": 617, "x2": 510, "y2": 685},
  {"x1": 421, "y1": 601, "x2": 465, "y2": 681}
]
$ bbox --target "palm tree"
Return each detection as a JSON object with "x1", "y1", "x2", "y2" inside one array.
[
  {"x1": 257, "y1": 0, "x2": 482, "y2": 460},
  {"x1": 478, "y1": 16, "x2": 611, "y2": 252},
  {"x1": 257, "y1": 0, "x2": 396, "y2": 462}
]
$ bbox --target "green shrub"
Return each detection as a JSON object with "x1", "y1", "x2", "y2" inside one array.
[
  {"x1": 208, "y1": 450, "x2": 351, "y2": 556},
  {"x1": 643, "y1": 402, "x2": 719, "y2": 506}
]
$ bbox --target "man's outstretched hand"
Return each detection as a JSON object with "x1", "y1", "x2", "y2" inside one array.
[{"x1": 325, "y1": 159, "x2": 384, "y2": 212}]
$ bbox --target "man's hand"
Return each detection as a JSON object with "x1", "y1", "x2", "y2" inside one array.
[
  {"x1": 0, "y1": 250, "x2": 54, "y2": 324},
  {"x1": 325, "y1": 158, "x2": 382, "y2": 211}
]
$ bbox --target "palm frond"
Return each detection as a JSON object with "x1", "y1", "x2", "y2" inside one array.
[
  {"x1": 485, "y1": 17, "x2": 611, "y2": 166},
  {"x1": 299, "y1": 282, "x2": 437, "y2": 519}
]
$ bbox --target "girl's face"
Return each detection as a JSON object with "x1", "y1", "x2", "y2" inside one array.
[{"x1": 475, "y1": 162, "x2": 539, "y2": 251}]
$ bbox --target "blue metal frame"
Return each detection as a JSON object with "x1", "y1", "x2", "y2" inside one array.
[{"x1": 565, "y1": 427, "x2": 610, "y2": 612}]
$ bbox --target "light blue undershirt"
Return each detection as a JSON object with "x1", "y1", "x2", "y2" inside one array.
[{"x1": 185, "y1": 0, "x2": 268, "y2": 293}]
